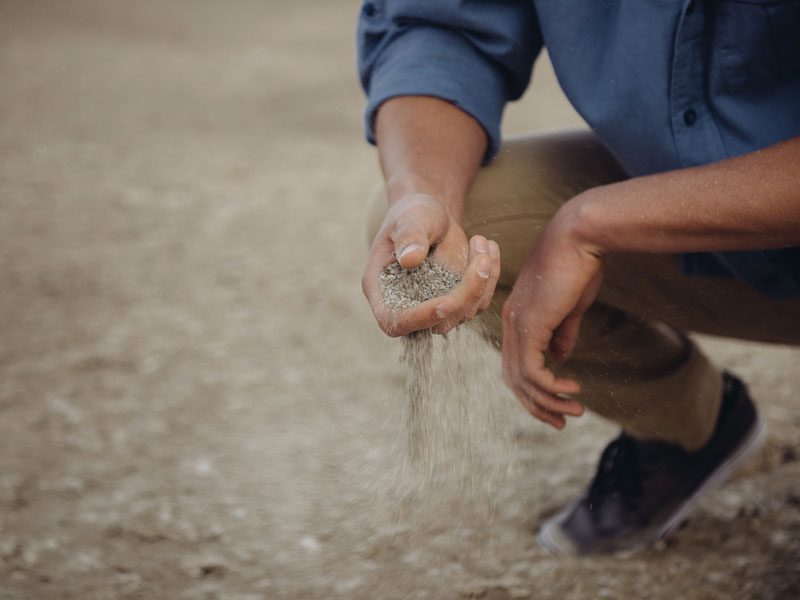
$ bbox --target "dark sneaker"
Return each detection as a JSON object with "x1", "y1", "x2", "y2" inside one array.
[{"x1": 537, "y1": 373, "x2": 766, "y2": 555}]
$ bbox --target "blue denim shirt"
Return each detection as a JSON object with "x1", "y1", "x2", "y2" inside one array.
[{"x1": 357, "y1": 0, "x2": 800, "y2": 299}]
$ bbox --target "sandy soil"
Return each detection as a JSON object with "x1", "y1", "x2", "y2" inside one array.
[{"x1": 1, "y1": 1, "x2": 799, "y2": 598}]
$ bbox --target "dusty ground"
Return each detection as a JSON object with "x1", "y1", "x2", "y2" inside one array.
[{"x1": 1, "y1": 1, "x2": 799, "y2": 598}]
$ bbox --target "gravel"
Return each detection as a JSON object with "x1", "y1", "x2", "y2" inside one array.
[{"x1": 379, "y1": 258, "x2": 462, "y2": 311}]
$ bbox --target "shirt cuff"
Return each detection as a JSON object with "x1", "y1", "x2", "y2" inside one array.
[{"x1": 363, "y1": 26, "x2": 508, "y2": 163}]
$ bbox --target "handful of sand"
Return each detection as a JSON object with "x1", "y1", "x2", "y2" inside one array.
[{"x1": 379, "y1": 258, "x2": 461, "y2": 311}]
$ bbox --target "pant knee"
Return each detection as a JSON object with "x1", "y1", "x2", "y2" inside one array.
[{"x1": 564, "y1": 304, "x2": 692, "y2": 380}]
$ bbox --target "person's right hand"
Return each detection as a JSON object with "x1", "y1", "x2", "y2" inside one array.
[{"x1": 362, "y1": 192, "x2": 501, "y2": 337}]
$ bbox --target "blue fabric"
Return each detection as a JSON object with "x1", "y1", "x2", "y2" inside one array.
[
  {"x1": 357, "y1": 0, "x2": 541, "y2": 159},
  {"x1": 356, "y1": 0, "x2": 800, "y2": 299}
]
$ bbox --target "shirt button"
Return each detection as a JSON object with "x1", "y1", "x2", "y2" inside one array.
[
  {"x1": 686, "y1": 0, "x2": 696, "y2": 15},
  {"x1": 683, "y1": 108, "x2": 697, "y2": 126}
]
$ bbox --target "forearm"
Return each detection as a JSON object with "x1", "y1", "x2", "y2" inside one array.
[
  {"x1": 375, "y1": 96, "x2": 487, "y2": 219},
  {"x1": 573, "y1": 136, "x2": 800, "y2": 255},
  {"x1": 364, "y1": 96, "x2": 500, "y2": 336}
]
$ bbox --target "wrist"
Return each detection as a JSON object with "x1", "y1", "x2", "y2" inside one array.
[
  {"x1": 553, "y1": 190, "x2": 607, "y2": 258},
  {"x1": 385, "y1": 175, "x2": 465, "y2": 221}
]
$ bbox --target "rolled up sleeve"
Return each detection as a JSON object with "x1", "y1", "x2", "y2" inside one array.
[{"x1": 357, "y1": 0, "x2": 542, "y2": 162}]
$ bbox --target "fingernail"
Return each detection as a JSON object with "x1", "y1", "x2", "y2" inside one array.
[
  {"x1": 488, "y1": 241, "x2": 499, "y2": 258},
  {"x1": 477, "y1": 258, "x2": 491, "y2": 278},
  {"x1": 398, "y1": 243, "x2": 423, "y2": 262},
  {"x1": 475, "y1": 237, "x2": 488, "y2": 254},
  {"x1": 435, "y1": 305, "x2": 449, "y2": 318}
]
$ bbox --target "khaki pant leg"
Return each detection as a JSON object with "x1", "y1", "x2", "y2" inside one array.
[{"x1": 599, "y1": 253, "x2": 800, "y2": 345}]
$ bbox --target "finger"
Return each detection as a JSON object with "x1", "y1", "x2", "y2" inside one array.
[
  {"x1": 391, "y1": 222, "x2": 431, "y2": 269},
  {"x1": 503, "y1": 324, "x2": 557, "y2": 427},
  {"x1": 517, "y1": 379, "x2": 584, "y2": 417},
  {"x1": 501, "y1": 336, "x2": 516, "y2": 393},
  {"x1": 362, "y1": 236, "x2": 397, "y2": 305},
  {"x1": 549, "y1": 312, "x2": 584, "y2": 363},
  {"x1": 464, "y1": 235, "x2": 495, "y2": 318},
  {"x1": 550, "y1": 269, "x2": 603, "y2": 362},
  {"x1": 503, "y1": 298, "x2": 581, "y2": 398},
  {"x1": 501, "y1": 301, "x2": 522, "y2": 393},
  {"x1": 504, "y1": 331, "x2": 580, "y2": 426},
  {"x1": 468, "y1": 234, "x2": 489, "y2": 262},
  {"x1": 431, "y1": 318, "x2": 454, "y2": 336},
  {"x1": 477, "y1": 240, "x2": 501, "y2": 312},
  {"x1": 377, "y1": 296, "x2": 454, "y2": 337},
  {"x1": 507, "y1": 365, "x2": 568, "y2": 429},
  {"x1": 517, "y1": 339, "x2": 582, "y2": 396},
  {"x1": 432, "y1": 249, "x2": 492, "y2": 333},
  {"x1": 431, "y1": 251, "x2": 492, "y2": 333},
  {"x1": 515, "y1": 391, "x2": 567, "y2": 429}
]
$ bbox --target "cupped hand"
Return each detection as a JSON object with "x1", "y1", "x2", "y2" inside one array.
[
  {"x1": 501, "y1": 203, "x2": 604, "y2": 429},
  {"x1": 363, "y1": 192, "x2": 501, "y2": 336}
]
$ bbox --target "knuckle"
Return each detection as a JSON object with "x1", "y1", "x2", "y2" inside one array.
[
  {"x1": 392, "y1": 225, "x2": 422, "y2": 245},
  {"x1": 537, "y1": 394, "x2": 556, "y2": 411},
  {"x1": 467, "y1": 279, "x2": 485, "y2": 300},
  {"x1": 432, "y1": 317, "x2": 452, "y2": 335}
]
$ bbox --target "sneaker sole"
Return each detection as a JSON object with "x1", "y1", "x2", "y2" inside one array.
[{"x1": 537, "y1": 409, "x2": 767, "y2": 556}]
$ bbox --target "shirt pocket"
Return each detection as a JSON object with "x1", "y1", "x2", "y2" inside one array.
[{"x1": 714, "y1": 0, "x2": 800, "y2": 94}]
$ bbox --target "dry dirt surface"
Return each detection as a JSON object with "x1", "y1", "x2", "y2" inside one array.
[{"x1": 1, "y1": 1, "x2": 799, "y2": 599}]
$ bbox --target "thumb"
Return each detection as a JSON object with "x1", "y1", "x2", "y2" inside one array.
[{"x1": 392, "y1": 224, "x2": 431, "y2": 269}]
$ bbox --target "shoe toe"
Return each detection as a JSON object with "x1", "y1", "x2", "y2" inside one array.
[{"x1": 537, "y1": 515, "x2": 579, "y2": 556}]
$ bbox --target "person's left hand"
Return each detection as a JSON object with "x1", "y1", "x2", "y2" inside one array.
[{"x1": 501, "y1": 200, "x2": 604, "y2": 429}]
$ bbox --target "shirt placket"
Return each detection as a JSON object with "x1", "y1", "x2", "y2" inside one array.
[{"x1": 669, "y1": 0, "x2": 727, "y2": 168}]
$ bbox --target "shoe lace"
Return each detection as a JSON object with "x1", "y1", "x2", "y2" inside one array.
[{"x1": 587, "y1": 435, "x2": 645, "y2": 517}]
